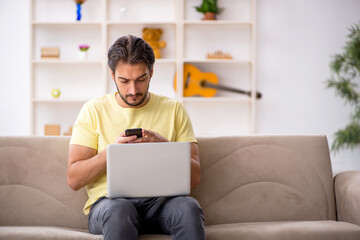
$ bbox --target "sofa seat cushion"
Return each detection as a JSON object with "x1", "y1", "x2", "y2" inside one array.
[
  {"x1": 0, "y1": 226, "x2": 172, "y2": 240},
  {"x1": 205, "y1": 221, "x2": 360, "y2": 240},
  {"x1": 2, "y1": 221, "x2": 360, "y2": 240},
  {"x1": 0, "y1": 226, "x2": 101, "y2": 240}
]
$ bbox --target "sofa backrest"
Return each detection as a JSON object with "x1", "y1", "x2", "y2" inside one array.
[
  {"x1": 0, "y1": 136, "x2": 88, "y2": 229},
  {"x1": 191, "y1": 135, "x2": 336, "y2": 226},
  {"x1": 0, "y1": 135, "x2": 336, "y2": 228}
]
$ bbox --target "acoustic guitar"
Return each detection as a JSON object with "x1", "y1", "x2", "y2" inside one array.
[{"x1": 174, "y1": 64, "x2": 262, "y2": 99}]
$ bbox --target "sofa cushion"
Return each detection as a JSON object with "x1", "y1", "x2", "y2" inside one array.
[
  {"x1": 0, "y1": 227, "x2": 171, "y2": 240},
  {"x1": 0, "y1": 227, "x2": 101, "y2": 240},
  {"x1": 205, "y1": 221, "x2": 360, "y2": 240},
  {"x1": 1, "y1": 221, "x2": 360, "y2": 240},
  {"x1": 0, "y1": 136, "x2": 88, "y2": 229},
  {"x1": 192, "y1": 135, "x2": 336, "y2": 225},
  {"x1": 334, "y1": 171, "x2": 360, "y2": 226}
]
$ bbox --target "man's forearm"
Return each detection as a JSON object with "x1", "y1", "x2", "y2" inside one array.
[{"x1": 67, "y1": 147, "x2": 107, "y2": 191}]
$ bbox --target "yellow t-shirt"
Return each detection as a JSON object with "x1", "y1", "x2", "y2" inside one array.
[{"x1": 70, "y1": 92, "x2": 197, "y2": 215}]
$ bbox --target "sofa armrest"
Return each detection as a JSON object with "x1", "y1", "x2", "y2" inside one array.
[{"x1": 334, "y1": 170, "x2": 360, "y2": 226}]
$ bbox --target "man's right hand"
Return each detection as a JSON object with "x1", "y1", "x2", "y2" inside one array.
[{"x1": 114, "y1": 131, "x2": 138, "y2": 144}]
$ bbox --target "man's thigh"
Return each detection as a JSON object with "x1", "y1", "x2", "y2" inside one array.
[
  {"x1": 144, "y1": 196, "x2": 204, "y2": 234},
  {"x1": 88, "y1": 197, "x2": 140, "y2": 234}
]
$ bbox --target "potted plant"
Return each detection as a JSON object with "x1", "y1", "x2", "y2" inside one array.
[
  {"x1": 78, "y1": 44, "x2": 90, "y2": 60},
  {"x1": 195, "y1": 0, "x2": 223, "y2": 20},
  {"x1": 326, "y1": 22, "x2": 360, "y2": 153}
]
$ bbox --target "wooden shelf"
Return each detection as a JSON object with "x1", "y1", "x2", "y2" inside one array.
[
  {"x1": 32, "y1": 21, "x2": 102, "y2": 26},
  {"x1": 182, "y1": 97, "x2": 252, "y2": 103},
  {"x1": 32, "y1": 59, "x2": 103, "y2": 64},
  {"x1": 107, "y1": 21, "x2": 176, "y2": 25},
  {"x1": 33, "y1": 98, "x2": 89, "y2": 103},
  {"x1": 183, "y1": 20, "x2": 252, "y2": 26},
  {"x1": 184, "y1": 59, "x2": 252, "y2": 64}
]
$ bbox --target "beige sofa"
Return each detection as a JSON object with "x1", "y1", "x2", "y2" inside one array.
[{"x1": 1, "y1": 135, "x2": 360, "y2": 240}]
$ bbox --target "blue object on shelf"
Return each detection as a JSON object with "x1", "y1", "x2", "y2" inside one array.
[{"x1": 76, "y1": 3, "x2": 82, "y2": 21}]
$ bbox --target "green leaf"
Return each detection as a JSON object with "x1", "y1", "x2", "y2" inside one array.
[
  {"x1": 329, "y1": 54, "x2": 345, "y2": 74},
  {"x1": 327, "y1": 77, "x2": 359, "y2": 105},
  {"x1": 332, "y1": 122, "x2": 360, "y2": 152},
  {"x1": 195, "y1": 0, "x2": 223, "y2": 14}
]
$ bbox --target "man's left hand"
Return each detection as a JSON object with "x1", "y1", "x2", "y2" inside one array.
[{"x1": 129, "y1": 129, "x2": 169, "y2": 143}]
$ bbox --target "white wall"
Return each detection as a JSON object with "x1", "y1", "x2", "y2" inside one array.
[
  {"x1": 0, "y1": 0, "x2": 359, "y2": 173},
  {"x1": 256, "y1": 0, "x2": 360, "y2": 173},
  {"x1": 0, "y1": 0, "x2": 30, "y2": 135}
]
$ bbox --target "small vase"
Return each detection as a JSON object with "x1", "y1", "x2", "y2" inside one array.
[
  {"x1": 78, "y1": 51, "x2": 87, "y2": 60},
  {"x1": 76, "y1": 3, "x2": 82, "y2": 21}
]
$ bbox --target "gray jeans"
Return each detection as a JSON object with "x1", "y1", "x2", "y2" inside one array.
[{"x1": 88, "y1": 196, "x2": 205, "y2": 240}]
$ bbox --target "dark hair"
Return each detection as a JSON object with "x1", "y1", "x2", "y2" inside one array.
[{"x1": 108, "y1": 35, "x2": 155, "y2": 74}]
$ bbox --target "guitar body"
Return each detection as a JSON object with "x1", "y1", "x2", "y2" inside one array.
[
  {"x1": 174, "y1": 64, "x2": 219, "y2": 97},
  {"x1": 174, "y1": 64, "x2": 262, "y2": 99}
]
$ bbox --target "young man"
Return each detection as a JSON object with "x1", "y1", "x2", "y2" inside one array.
[{"x1": 67, "y1": 35, "x2": 205, "y2": 240}]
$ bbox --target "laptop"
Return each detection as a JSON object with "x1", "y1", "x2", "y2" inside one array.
[{"x1": 107, "y1": 142, "x2": 191, "y2": 198}]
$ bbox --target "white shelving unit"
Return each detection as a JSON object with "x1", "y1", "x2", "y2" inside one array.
[{"x1": 30, "y1": 0, "x2": 257, "y2": 136}]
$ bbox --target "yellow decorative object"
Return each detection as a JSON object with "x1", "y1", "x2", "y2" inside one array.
[
  {"x1": 51, "y1": 88, "x2": 61, "y2": 98},
  {"x1": 142, "y1": 28, "x2": 166, "y2": 59}
]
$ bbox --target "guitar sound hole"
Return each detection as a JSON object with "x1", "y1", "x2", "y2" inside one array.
[{"x1": 200, "y1": 80, "x2": 207, "y2": 88}]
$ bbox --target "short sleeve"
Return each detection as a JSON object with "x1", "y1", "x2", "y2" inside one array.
[
  {"x1": 70, "y1": 102, "x2": 99, "y2": 150},
  {"x1": 175, "y1": 102, "x2": 197, "y2": 143}
]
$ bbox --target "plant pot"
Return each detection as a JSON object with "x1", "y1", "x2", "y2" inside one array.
[{"x1": 202, "y1": 12, "x2": 216, "y2": 20}]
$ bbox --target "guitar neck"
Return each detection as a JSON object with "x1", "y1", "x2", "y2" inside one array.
[{"x1": 202, "y1": 81, "x2": 261, "y2": 99}]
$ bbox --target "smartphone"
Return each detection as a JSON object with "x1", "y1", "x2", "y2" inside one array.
[{"x1": 125, "y1": 128, "x2": 143, "y2": 138}]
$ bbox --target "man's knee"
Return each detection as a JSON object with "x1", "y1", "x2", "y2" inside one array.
[
  {"x1": 89, "y1": 198, "x2": 140, "y2": 239},
  {"x1": 169, "y1": 197, "x2": 204, "y2": 223},
  {"x1": 164, "y1": 197, "x2": 205, "y2": 239}
]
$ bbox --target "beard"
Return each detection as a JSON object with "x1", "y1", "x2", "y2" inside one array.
[{"x1": 115, "y1": 82, "x2": 150, "y2": 107}]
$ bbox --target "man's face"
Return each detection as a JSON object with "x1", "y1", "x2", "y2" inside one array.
[{"x1": 112, "y1": 62, "x2": 152, "y2": 108}]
